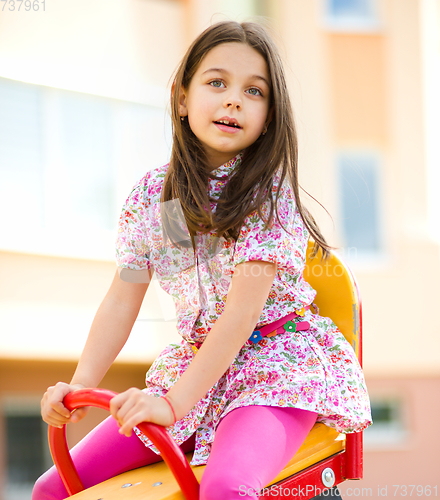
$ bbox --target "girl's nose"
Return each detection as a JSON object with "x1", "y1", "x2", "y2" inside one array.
[{"x1": 224, "y1": 92, "x2": 241, "y2": 109}]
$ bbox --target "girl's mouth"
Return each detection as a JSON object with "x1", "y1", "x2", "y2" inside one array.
[{"x1": 214, "y1": 119, "x2": 242, "y2": 132}]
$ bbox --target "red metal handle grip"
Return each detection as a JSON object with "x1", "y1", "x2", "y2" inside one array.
[{"x1": 48, "y1": 388, "x2": 199, "y2": 499}]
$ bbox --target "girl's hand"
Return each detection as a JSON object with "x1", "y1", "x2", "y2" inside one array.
[
  {"x1": 109, "y1": 388, "x2": 175, "y2": 437},
  {"x1": 41, "y1": 382, "x2": 89, "y2": 428}
]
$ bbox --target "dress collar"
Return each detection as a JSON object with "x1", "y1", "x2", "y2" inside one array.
[{"x1": 209, "y1": 152, "x2": 243, "y2": 178}]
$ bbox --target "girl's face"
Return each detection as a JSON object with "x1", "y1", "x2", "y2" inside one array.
[{"x1": 179, "y1": 42, "x2": 271, "y2": 170}]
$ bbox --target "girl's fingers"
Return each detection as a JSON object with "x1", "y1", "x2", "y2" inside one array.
[
  {"x1": 43, "y1": 384, "x2": 70, "y2": 416},
  {"x1": 43, "y1": 413, "x2": 69, "y2": 428},
  {"x1": 109, "y1": 389, "x2": 175, "y2": 435},
  {"x1": 109, "y1": 390, "x2": 132, "y2": 423},
  {"x1": 110, "y1": 389, "x2": 148, "y2": 426},
  {"x1": 50, "y1": 399, "x2": 71, "y2": 419},
  {"x1": 117, "y1": 409, "x2": 148, "y2": 437},
  {"x1": 41, "y1": 382, "x2": 86, "y2": 427},
  {"x1": 41, "y1": 390, "x2": 68, "y2": 426},
  {"x1": 70, "y1": 407, "x2": 89, "y2": 423},
  {"x1": 42, "y1": 406, "x2": 71, "y2": 427},
  {"x1": 115, "y1": 398, "x2": 154, "y2": 436}
]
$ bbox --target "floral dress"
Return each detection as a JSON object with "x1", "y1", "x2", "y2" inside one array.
[{"x1": 115, "y1": 154, "x2": 372, "y2": 466}]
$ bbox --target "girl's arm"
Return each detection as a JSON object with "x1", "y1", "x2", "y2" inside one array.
[
  {"x1": 111, "y1": 260, "x2": 277, "y2": 435},
  {"x1": 41, "y1": 267, "x2": 153, "y2": 427}
]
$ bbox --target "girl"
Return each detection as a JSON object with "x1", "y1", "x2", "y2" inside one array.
[{"x1": 33, "y1": 21, "x2": 371, "y2": 500}]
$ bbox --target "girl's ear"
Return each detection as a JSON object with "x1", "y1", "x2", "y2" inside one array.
[{"x1": 178, "y1": 86, "x2": 188, "y2": 117}]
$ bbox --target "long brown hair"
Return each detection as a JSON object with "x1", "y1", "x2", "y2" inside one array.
[{"x1": 161, "y1": 21, "x2": 331, "y2": 259}]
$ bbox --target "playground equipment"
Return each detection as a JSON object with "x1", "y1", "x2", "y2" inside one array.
[{"x1": 48, "y1": 241, "x2": 363, "y2": 499}]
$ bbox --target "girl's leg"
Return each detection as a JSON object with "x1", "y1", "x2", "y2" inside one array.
[
  {"x1": 32, "y1": 416, "x2": 196, "y2": 500},
  {"x1": 200, "y1": 405, "x2": 317, "y2": 500}
]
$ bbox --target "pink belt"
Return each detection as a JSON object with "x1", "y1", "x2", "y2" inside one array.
[
  {"x1": 248, "y1": 305, "x2": 314, "y2": 344},
  {"x1": 187, "y1": 304, "x2": 317, "y2": 354}
]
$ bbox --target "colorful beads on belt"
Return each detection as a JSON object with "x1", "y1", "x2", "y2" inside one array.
[
  {"x1": 248, "y1": 307, "x2": 311, "y2": 345},
  {"x1": 249, "y1": 331, "x2": 263, "y2": 343}
]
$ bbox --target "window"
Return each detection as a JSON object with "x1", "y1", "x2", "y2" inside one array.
[
  {"x1": 0, "y1": 76, "x2": 171, "y2": 260},
  {"x1": 57, "y1": 92, "x2": 116, "y2": 231},
  {"x1": 3, "y1": 398, "x2": 52, "y2": 500},
  {"x1": 0, "y1": 77, "x2": 45, "y2": 229},
  {"x1": 363, "y1": 397, "x2": 408, "y2": 449},
  {"x1": 338, "y1": 152, "x2": 383, "y2": 257},
  {"x1": 323, "y1": 0, "x2": 380, "y2": 31}
]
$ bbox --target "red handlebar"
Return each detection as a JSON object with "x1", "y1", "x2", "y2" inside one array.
[{"x1": 48, "y1": 388, "x2": 199, "y2": 499}]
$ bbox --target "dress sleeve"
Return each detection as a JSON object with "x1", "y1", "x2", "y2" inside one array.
[
  {"x1": 232, "y1": 179, "x2": 309, "y2": 273},
  {"x1": 115, "y1": 177, "x2": 152, "y2": 271}
]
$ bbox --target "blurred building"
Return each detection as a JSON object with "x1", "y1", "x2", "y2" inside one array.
[{"x1": 1, "y1": 0, "x2": 439, "y2": 499}]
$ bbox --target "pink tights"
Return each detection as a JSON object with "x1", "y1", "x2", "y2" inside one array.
[{"x1": 33, "y1": 405, "x2": 317, "y2": 500}]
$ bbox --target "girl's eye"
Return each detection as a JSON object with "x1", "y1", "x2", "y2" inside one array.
[
  {"x1": 247, "y1": 88, "x2": 263, "y2": 96},
  {"x1": 209, "y1": 80, "x2": 225, "y2": 88}
]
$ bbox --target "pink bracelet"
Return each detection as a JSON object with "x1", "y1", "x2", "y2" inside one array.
[{"x1": 161, "y1": 395, "x2": 177, "y2": 424}]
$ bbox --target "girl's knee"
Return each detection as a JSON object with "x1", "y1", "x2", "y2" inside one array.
[
  {"x1": 32, "y1": 467, "x2": 67, "y2": 500},
  {"x1": 32, "y1": 476, "x2": 48, "y2": 500}
]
